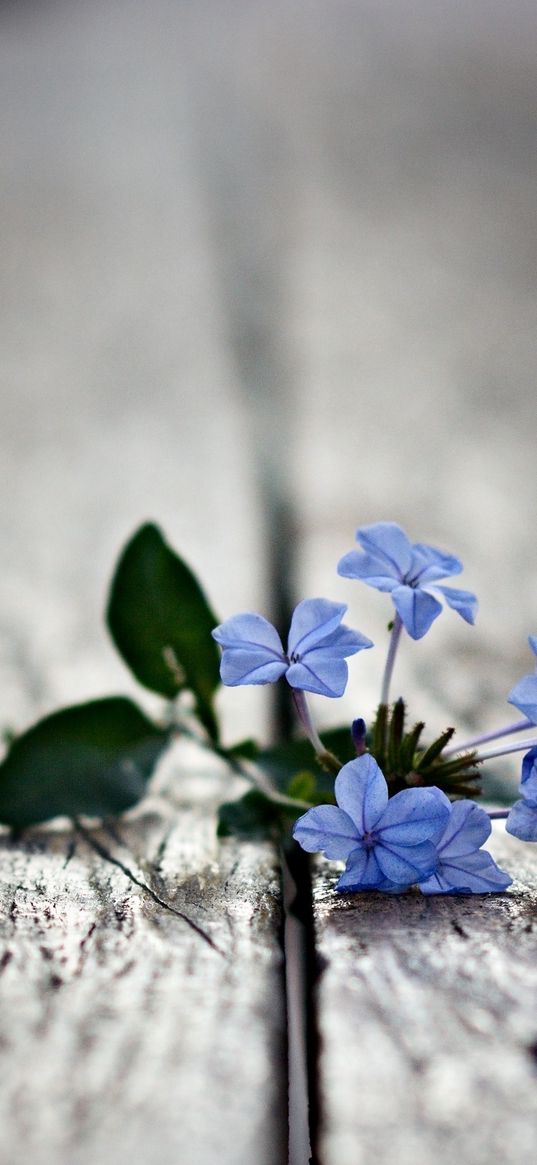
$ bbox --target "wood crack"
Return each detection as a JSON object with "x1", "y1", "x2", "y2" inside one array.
[{"x1": 73, "y1": 820, "x2": 226, "y2": 957}]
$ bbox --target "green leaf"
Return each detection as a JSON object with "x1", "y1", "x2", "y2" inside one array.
[
  {"x1": 257, "y1": 726, "x2": 354, "y2": 798},
  {"x1": 106, "y1": 523, "x2": 221, "y2": 741},
  {"x1": 0, "y1": 697, "x2": 169, "y2": 828},
  {"x1": 217, "y1": 789, "x2": 288, "y2": 841}
]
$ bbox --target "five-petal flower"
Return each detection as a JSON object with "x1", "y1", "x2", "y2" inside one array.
[
  {"x1": 212, "y1": 598, "x2": 372, "y2": 698},
  {"x1": 507, "y1": 635, "x2": 537, "y2": 724},
  {"x1": 337, "y1": 521, "x2": 478, "y2": 640},
  {"x1": 418, "y1": 793, "x2": 512, "y2": 894},
  {"x1": 506, "y1": 746, "x2": 537, "y2": 842},
  {"x1": 292, "y1": 753, "x2": 450, "y2": 891}
]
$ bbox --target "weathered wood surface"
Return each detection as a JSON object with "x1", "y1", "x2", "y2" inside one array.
[
  {"x1": 2, "y1": 3, "x2": 537, "y2": 1163},
  {"x1": 312, "y1": 828, "x2": 537, "y2": 1165},
  {"x1": 0, "y1": 747, "x2": 286, "y2": 1165}
]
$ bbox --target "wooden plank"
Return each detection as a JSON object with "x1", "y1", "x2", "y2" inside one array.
[
  {"x1": 0, "y1": 10, "x2": 289, "y2": 1159},
  {"x1": 312, "y1": 826, "x2": 537, "y2": 1165},
  {"x1": 0, "y1": 746, "x2": 287, "y2": 1165}
]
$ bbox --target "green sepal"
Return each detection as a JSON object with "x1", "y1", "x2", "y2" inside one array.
[
  {"x1": 0, "y1": 697, "x2": 169, "y2": 828},
  {"x1": 399, "y1": 721, "x2": 425, "y2": 772},
  {"x1": 414, "y1": 726, "x2": 456, "y2": 771},
  {"x1": 106, "y1": 523, "x2": 221, "y2": 742}
]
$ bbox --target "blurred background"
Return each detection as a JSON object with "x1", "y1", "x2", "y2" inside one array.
[{"x1": 1, "y1": 0, "x2": 536, "y2": 753}]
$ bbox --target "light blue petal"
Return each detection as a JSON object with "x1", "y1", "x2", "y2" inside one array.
[
  {"x1": 520, "y1": 747, "x2": 537, "y2": 798},
  {"x1": 377, "y1": 787, "x2": 451, "y2": 845},
  {"x1": 292, "y1": 805, "x2": 360, "y2": 859},
  {"x1": 391, "y1": 585, "x2": 443, "y2": 639},
  {"x1": 419, "y1": 850, "x2": 512, "y2": 894},
  {"x1": 506, "y1": 799, "x2": 537, "y2": 842},
  {"x1": 287, "y1": 598, "x2": 346, "y2": 656},
  {"x1": 356, "y1": 522, "x2": 413, "y2": 577},
  {"x1": 335, "y1": 755, "x2": 388, "y2": 833},
  {"x1": 507, "y1": 675, "x2": 537, "y2": 724},
  {"x1": 313, "y1": 625, "x2": 374, "y2": 656},
  {"x1": 336, "y1": 846, "x2": 384, "y2": 890},
  {"x1": 337, "y1": 550, "x2": 400, "y2": 591},
  {"x1": 432, "y1": 586, "x2": 478, "y2": 625},
  {"x1": 435, "y1": 800, "x2": 491, "y2": 857},
  {"x1": 528, "y1": 634, "x2": 537, "y2": 657},
  {"x1": 376, "y1": 839, "x2": 439, "y2": 883},
  {"x1": 286, "y1": 656, "x2": 348, "y2": 698},
  {"x1": 410, "y1": 543, "x2": 463, "y2": 583},
  {"x1": 212, "y1": 612, "x2": 284, "y2": 655},
  {"x1": 220, "y1": 650, "x2": 288, "y2": 687}
]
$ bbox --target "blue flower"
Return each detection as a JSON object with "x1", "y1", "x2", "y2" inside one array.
[
  {"x1": 507, "y1": 635, "x2": 537, "y2": 724},
  {"x1": 506, "y1": 746, "x2": 537, "y2": 842},
  {"x1": 337, "y1": 521, "x2": 478, "y2": 640},
  {"x1": 211, "y1": 598, "x2": 373, "y2": 698},
  {"x1": 418, "y1": 794, "x2": 512, "y2": 894},
  {"x1": 292, "y1": 753, "x2": 450, "y2": 892}
]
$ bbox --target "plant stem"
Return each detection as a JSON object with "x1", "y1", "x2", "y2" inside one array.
[
  {"x1": 442, "y1": 718, "x2": 532, "y2": 758},
  {"x1": 380, "y1": 614, "x2": 403, "y2": 707},
  {"x1": 291, "y1": 689, "x2": 342, "y2": 775},
  {"x1": 471, "y1": 736, "x2": 537, "y2": 763},
  {"x1": 487, "y1": 809, "x2": 509, "y2": 820}
]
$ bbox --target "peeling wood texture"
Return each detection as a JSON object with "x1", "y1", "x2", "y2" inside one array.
[
  {"x1": 312, "y1": 828, "x2": 537, "y2": 1165},
  {"x1": 0, "y1": 751, "x2": 287, "y2": 1165}
]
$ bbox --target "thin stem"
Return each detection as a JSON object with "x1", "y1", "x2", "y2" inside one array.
[
  {"x1": 291, "y1": 689, "x2": 325, "y2": 755},
  {"x1": 471, "y1": 736, "x2": 537, "y2": 763},
  {"x1": 442, "y1": 718, "x2": 533, "y2": 759},
  {"x1": 291, "y1": 689, "x2": 342, "y2": 775},
  {"x1": 487, "y1": 809, "x2": 509, "y2": 820},
  {"x1": 380, "y1": 614, "x2": 403, "y2": 707}
]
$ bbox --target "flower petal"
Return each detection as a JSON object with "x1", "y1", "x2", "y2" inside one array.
[
  {"x1": 528, "y1": 634, "x2": 537, "y2": 657},
  {"x1": 432, "y1": 586, "x2": 478, "y2": 625},
  {"x1": 435, "y1": 800, "x2": 491, "y2": 857},
  {"x1": 212, "y1": 613, "x2": 284, "y2": 655},
  {"x1": 313, "y1": 625, "x2": 374, "y2": 656},
  {"x1": 287, "y1": 598, "x2": 347, "y2": 656},
  {"x1": 506, "y1": 799, "x2": 537, "y2": 842},
  {"x1": 520, "y1": 746, "x2": 537, "y2": 799},
  {"x1": 292, "y1": 805, "x2": 360, "y2": 859},
  {"x1": 336, "y1": 846, "x2": 385, "y2": 890},
  {"x1": 392, "y1": 585, "x2": 443, "y2": 639},
  {"x1": 286, "y1": 655, "x2": 349, "y2": 698},
  {"x1": 334, "y1": 754, "x2": 389, "y2": 833},
  {"x1": 419, "y1": 850, "x2": 512, "y2": 895},
  {"x1": 377, "y1": 787, "x2": 450, "y2": 845},
  {"x1": 356, "y1": 522, "x2": 413, "y2": 577},
  {"x1": 410, "y1": 543, "x2": 463, "y2": 583},
  {"x1": 219, "y1": 650, "x2": 288, "y2": 687},
  {"x1": 507, "y1": 674, "x2": 537, "y2": 724},
  {"x1": 376, "y1": 839, "x2": 439, "y2": 883},
  {"x1": 337, "y1": 550, "x2": 400, "y2": 591}
]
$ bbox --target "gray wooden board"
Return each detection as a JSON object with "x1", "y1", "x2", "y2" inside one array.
[
  {"x1": 0, "y1": 746, "x2": 287, "y2": 1165},
  {"x1": 312, "y1": 826, "x2": 537, "y2": 1165}
]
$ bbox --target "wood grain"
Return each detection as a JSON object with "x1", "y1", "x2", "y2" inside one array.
[
  {"x1": 0, "y1": 748, "x2": 287, "y2": 1165},
  {"x1": 312, "y1": 826, "x2": 537, "y2": 1165}
]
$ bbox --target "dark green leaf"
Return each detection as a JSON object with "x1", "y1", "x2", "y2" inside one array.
[
  {"x1": 217, "y1": 789, "x2": 290, "y2": 841},
  {"x1": 106, "y1": 523, "x2": 221, "y2": 740},
  {"x1": 225, "y1": 738, "x2": 259, "y2": 761},
  {"x1": 257, "y1": 726, "x2": 354, "y2": 798},
  {"x1": 0, "y1": 697, "x2": 169, "y2": 828}
]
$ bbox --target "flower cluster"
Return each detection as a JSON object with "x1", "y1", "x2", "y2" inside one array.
[
  {"x1": 213, "y1": 520, "x2": 537, "y2": 897},
  {"x1": 292, "y1": 755, "x2": 511, "y2": 894}
]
